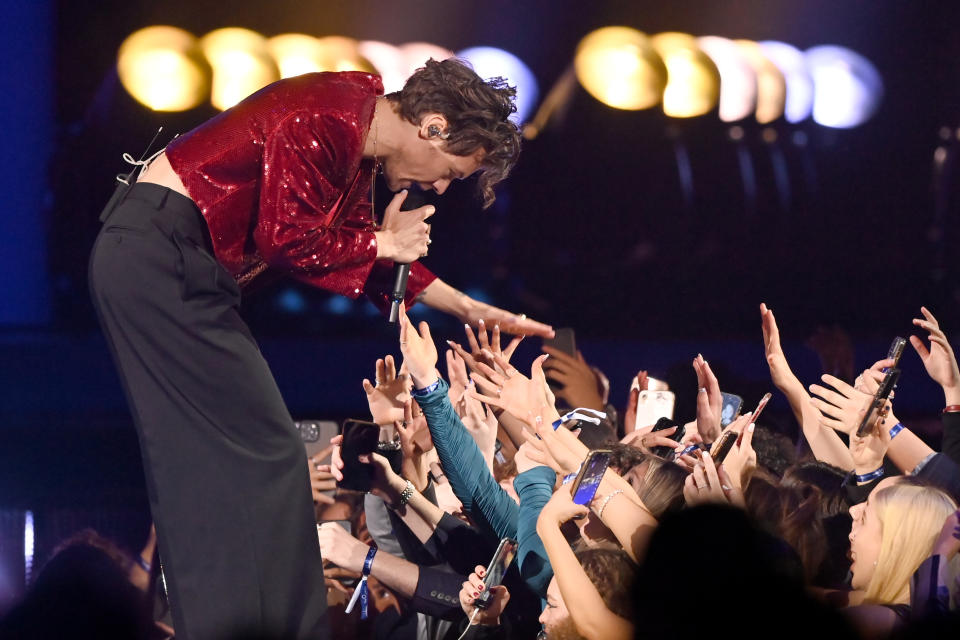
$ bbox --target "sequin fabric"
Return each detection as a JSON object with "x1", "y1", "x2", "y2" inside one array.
[{"x1": 166, "y1": 71, "x2": 436, "y2": 305}]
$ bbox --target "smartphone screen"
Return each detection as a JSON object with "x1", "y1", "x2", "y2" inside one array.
[
  {"x1": 634, "y1": 390, "x2": 676, "y2": 431},
  {"x1": 474, "y1": 537, "x2": 518, "y2": 609},
  {"x1": 719, "y1": 393, "x2": 743, "y2": 427},
  {"x1": 338, "y1": 419, "x2": 380, "y2": 492},
  {"x1": 711, "y1": 431, "x2": 738, "y2": 464},
  {"x1": 571, "y1": 450, "x2": 612, "y2": 506}
]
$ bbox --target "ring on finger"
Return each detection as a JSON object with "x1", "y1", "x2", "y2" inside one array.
[
  {"x1": 698, "y1": 387, "x2": 707, "y2": 393},
  {"x1": 696, "y1": 482, "x2": 707, "y2": 490}
]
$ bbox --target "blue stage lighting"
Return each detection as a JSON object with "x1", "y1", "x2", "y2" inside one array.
[
  {"x1": 457, "y1": 47, "x2": 538, "y2": 124},
  {"x1": 805, "y1": 46, "x2": 882, "y2": 129}
]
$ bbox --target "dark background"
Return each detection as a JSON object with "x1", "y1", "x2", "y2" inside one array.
[{"x1": 3, "y1": 0, "x2": 960, "y2": 607}]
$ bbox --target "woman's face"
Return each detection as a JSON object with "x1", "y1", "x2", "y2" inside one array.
[{"x1": 848, "y1": 477, "x2": 897, "y2": 589}]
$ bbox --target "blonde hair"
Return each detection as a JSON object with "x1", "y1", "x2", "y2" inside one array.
[{"x1": 864, "y1": 483, "x2": 956, "y2": 603}]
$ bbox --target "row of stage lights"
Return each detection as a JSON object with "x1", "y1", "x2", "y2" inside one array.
[{"x1": 117, "y1": 25, "x2": 883, "y2": 134}]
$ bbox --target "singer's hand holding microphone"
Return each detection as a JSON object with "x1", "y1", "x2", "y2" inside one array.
[{"x1": 375, "y1": 189, "x2": 434, "y2": 263}]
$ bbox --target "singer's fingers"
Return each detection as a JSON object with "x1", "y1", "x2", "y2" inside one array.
[
  {"x1": 419, "y1": 204, "x2": 436, "y2": 221},
  {"x1": 385, "y1": 354, "x2": 396, "y2": 381},
  {"x1": 385, "y1": 189, "x2": 408, "y2": 215}
]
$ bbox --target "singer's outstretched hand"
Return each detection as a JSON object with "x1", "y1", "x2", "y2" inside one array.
[{"x1": 414, "y1": 279, "x2": 554, "y2": 338}]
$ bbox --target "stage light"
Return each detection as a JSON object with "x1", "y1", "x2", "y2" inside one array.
[
  {"x1": 267, "y1": 34, "x2": 325, "y2": 78},
  {"x1": 805, "y1": 45, "x2": 883, "y2": 128},
  {"x1": 758, "y1": 41, "x2": 813, "y2": 123},
  {"x1": 735, "y1": 40, "x2": 786, "y2": 124},
  {"x1": 359, "y1": 41, "x2": 409, "y2": 92},
  {"x1": 649, "y1": 32, "x2": 720, "y2": 118},
  {"x1": 398, "y1": 42, "x2": 454, "y2": 78},
  {"x1": 572, "y1": 26, "x2": 666, "y2": 110},
  {"x1": 200, "y1": 28, "x2": 279, "y2": 110},
  {"x1": 24, "y1": 511, "x2": 34, "y2": 585},
  {"x1": 457, "y1": 46, "x2": 538, "y2": 123},
  {"x1": 117, "y1": 26, "x2": 209, "y2": 112},
  {"x1": 697, "y1": 36, "x2": 757, "y2": 122}
]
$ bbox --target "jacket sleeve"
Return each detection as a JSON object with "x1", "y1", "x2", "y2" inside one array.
[
  {"x1": 253, "y1": 110, "x2": 380, "y2": 298},
  {"x1": 513, "y1": 466, "x2": 556, "y2": 598},
  {"x1": 940, "y1": 412, "x2": 960, "y2": 468},
  {"x1": 415, "y1": 378, "x2": 519, "y2": 542}
]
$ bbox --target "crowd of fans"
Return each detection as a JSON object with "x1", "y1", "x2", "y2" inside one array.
[{"x1": 3, "y1": 302, "x2": 960, "y2": 639}]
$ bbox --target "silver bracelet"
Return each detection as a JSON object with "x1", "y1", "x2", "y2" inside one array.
[
  {"x1": 397, "y1": 480, "x2": 415, "y2": 507},
  {"x1": 597, "y1": 489, "x2": 623, "y2": 519}
]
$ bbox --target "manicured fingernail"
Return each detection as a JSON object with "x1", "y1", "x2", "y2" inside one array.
[
  {"x1": 464, "y1": 324, "x2": 471, "y2": 330},
  {"x1": 704, "y1": 451, "x2": 712, "y2": 459},
  {"x1": 478, "y1": 585, "x2": 484, "y2": 591},
  {"x1": 535, "y1": 415, "x2": 542, "y2": 424},
  {"x1": 479, "y1": 319, "x2": 485, "y2": 326},
  {"x1": 748, "y1": 423, "x2": 755, "y2": 432}
]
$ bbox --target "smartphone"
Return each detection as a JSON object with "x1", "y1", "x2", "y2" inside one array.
[
  {"x1": 856, "y1": 368, "x2": 900, "y2": 437},
  {"x1": 296, "y1": 420, "x2": 340, "y2": 460},
  {"x1": 649, "y1": 417, "x2": 685, "y2": 458},
  {"x1": 737, "y1": 392, "x2": 772, "y2": 446},
  {"x1": 885, "y1": 337, "x2": 907, "y2": 370},
  {"x1": 711, "y1": 430, "x2": 738, "y2": 465},
  {"x1": 719, "y1": 393, "x2": 743, "y2": 427},
  {"x1": 634, "y1": 390, "x2": 676, "y2": 431},
  {"x1": 474, "y1": 537, "x2": 519, "y2": 610},
  {"x1": 543, "y1": 327, "x2": 576, "y2": 357},
  {"x1": 630, "y1": 375, "x2": 670, "y2": 392},
  {"x1": 570, "y1": 449, "x2": 612, "y2": 506},
  {"x1": 338, "y1": 419, "x2": 380, "y2": 492}
]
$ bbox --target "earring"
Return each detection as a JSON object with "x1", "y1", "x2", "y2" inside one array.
[{"x1": 428, "y1": 125, "x2": 441, "y2": 137}]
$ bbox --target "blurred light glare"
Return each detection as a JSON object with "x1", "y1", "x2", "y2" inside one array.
[
  {"x1": 457, "y1": 46, "x2": 538, "y2": 123},
  {"x1": 201, "y1": 28, "x2": 279, "y2": 110},
  {"x1": 268, "y1": 34, "x2": 326, "y2": 77},
  {"x1": 697, "y1": 36, "x2": 757, "y2": 122},
  {"x1": 735, "y1": 40, "x2": 786, "y2": 124},
  {"x1": 650, "y1": 32, "x2": 720, "y2": 118},
  {"x1": 573, "y1": 26, "x2": 667, "y2": 111},
  {"x1": 314, "y1": 36, "x2": 376, "y2": 73},
  {"x1": 805, "y1": 45, "x2": 882, "y2": 128},
  {"x1": 359, "y1": 41, "x2": 409, "y2": 92},
  {"x1": 759, "y1": 41, "x2": 813, "y2": 123},
  {"x1": 117, "y1": 26, "x2": 209, "y2": 111}
]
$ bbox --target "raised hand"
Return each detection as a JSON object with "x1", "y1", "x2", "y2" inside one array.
[
  {"x1": 395, "y1": 400, "x2": 432, "y2": 490},
  {"x1": 910, "y1": 306, "x2": 960, "y2": 400},
  {"x1": 308, "y1": 444, "x2": 337, "y2": 505},
  {"x1": 809, "y1": 374, "x2": 877, "y2": 435},
  {"x1": 460, "y1": 302, "x2": 554, "y2": 339},
  {"x1": 848, "y1": 405, "x2": 891, "y2": 475},
  {"x1": 693, "y1": 354, "x2": 723, "y2": 444},
  {"x1": 761, "y1": 303, "x2": 801, "y2": 391},
  {"x1": 683, "y1": 451, "x2": 744, "y2": 507},
  {"x1": 362, "y1": 354, "x2": 411, "y2": 425},
  {"x1": 538, "y1": 483, "x2": 589, "y2": 526},
  {"x1": 447, "y1": 319, "x2": 524, "y2": 376},
  {"x1": 541, "y1": 347, "x2": 605, "y2": 411},
  {"x1": 445, "y1": 349, "x2": 470, "y2": 407},
  {"x1": 459, "y1": 565, "x2": 510, "y2": 626},
  {"x1": 458, "y1": 384, "x2": 498, "y2": 465},
  {"x1": 398, "y1": 303, "x2": 439, "y2": 387},
  {"x1": 714, "y1": 414, "x2": 757, "y2": 490},
  {"x1": 468, "y1": 352, "x2": 560, "y2": 425}
]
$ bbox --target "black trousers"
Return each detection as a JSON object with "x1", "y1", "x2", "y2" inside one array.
[{"x1": 89, "y1": 183, "x2": 329, "y2": 640}]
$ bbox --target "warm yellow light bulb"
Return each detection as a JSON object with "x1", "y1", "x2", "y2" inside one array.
[
  {"x1": 573, "y1": 26, "x2": 667, "y2": 110},
  {"x1": 200, "y1": 27, "x2": 279, "y2": 110},
  {"x1": 650, "y1": 32, "x2": 720, "y2": 118},
  {"x1": 117, "y1": 26, "x2": 209, "y2": 112}
]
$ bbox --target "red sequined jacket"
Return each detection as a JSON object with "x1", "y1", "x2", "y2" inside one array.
[{"x1": 165, "y1": 71, "x2": 436, "y2": 309}]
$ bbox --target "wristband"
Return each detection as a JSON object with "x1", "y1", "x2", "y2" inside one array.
[
  {"x1": 855, "y1": 466, "x2": 885, "y2": 484},
  {"x1": 562, "y1": 463, "x2": 582, "y2": 485},
  {"x1": 888, "y1": 422, "x2": 905, "y2": 440},
  {"x1": 597, "y1": 489, "x2": 623, "y2": 519},
  {"x1": 551, "y1": 407, "x2": 607, "y2": 430},
  {"x1": 942, "y1": 405, "x2": 960, "y2": 414},
  {"x1": 345, "y1": 546, "x2": 378, "y2": 619},
  {"x1": 135, "y1": 556, "x2": 151, "y2": 573},
  {"x1": 411, "y1": 379, "x2": 442, "y2": 397}
]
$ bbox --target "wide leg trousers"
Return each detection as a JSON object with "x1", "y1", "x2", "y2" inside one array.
[{"x1": 89, "y1": 183, "x2": 329, "y2": 640}]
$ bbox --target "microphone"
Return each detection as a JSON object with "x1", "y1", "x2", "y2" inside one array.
[{"x1": 388, "y1": 190, "x2": 426, "y2": 323}]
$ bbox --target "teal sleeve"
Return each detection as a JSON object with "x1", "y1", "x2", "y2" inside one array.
[
  {"x1": 514, "y1": 466, "x2": 556, "y2": 598},
  {"x1": 415, "y1": 378, "x2": 519, "y2": 540}
]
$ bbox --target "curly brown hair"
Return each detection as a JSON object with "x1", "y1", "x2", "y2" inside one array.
[{"x1": 389, "y1": 58, "x2": 521, "y2": 208}]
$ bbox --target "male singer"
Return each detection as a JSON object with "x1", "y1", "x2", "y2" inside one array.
[{"x1": 89, "y1": 58, "x2": 552, "y2": 639}]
